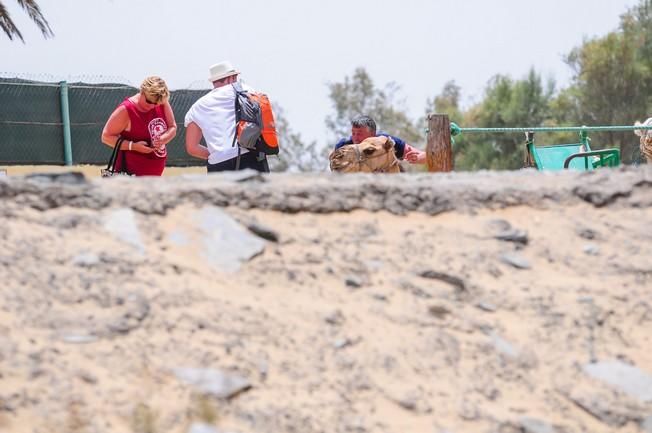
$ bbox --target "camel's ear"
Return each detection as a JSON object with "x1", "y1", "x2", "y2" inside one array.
[{"x1": 384, "y1": 137, "x2": 396, "y2": 151}]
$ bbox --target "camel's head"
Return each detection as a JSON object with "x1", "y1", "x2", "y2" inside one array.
[
  {"x1": 329, "y1": 136, "x2": 399, "y2": 173},
  {"x1": 634, "y1": 118, "x2": 652, "y2": 162}
]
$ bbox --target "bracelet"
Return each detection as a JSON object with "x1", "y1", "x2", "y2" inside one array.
[{"x1": 129, "y1": 141, "x2": 133, "y2": 151}]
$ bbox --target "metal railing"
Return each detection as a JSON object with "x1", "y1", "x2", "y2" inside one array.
[{"x1": 449, "y1": 123, "x2": 652, "y2": 136}]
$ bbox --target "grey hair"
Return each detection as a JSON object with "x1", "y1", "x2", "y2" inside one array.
[{"x1": 351, "y1": 115, "x2": 376, "y2": 134}]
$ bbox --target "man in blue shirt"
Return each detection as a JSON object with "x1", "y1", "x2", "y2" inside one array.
[{"x1": 334, "y1": 115, "x2": 426, "y2": 164}]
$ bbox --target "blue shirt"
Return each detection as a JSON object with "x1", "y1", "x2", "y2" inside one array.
[{"x1": 335, "y1": 132, "x2": 406, "y2": 159}]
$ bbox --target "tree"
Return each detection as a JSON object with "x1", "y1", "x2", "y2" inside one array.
[
  {"x1": 563, "y1": 0, "x2": 652, "y2": 162},
  {"x1": 622, "y1": 0, "x2": 652, "y2": 95},
  {"x1": 0, "y1": 0, "x2": 53, "y2": 42},
  {"x1": 326, "y1": 67, "x2": 422, "y2": 145},
  {"x1": 565, "y1": 35, "x2": 648, "y2": 161},
  {"x1": 424, "y1": 80, "x2": 463, "y2": 122},
  {"x1": 269, "y1": 105, "x2": 328, "y2": 172},
  {"x1": 456, "y1": 70, "x2": 555, "y2": 170}
]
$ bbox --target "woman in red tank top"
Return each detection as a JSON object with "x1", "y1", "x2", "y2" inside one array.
[{"x1": 101, "y1": 76, "x2": 177, "y2": 176}]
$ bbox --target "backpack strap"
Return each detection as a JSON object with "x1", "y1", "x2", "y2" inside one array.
[
  {"x1": 235, "y1": 145, "x2": 242, "y2": 170},
  {"x1": 232, "y1": 83, "x2": 242, "y2": 169},
  {"x1": 231, "y1": 83, "x2": 244, "y2": 149},
  {"x1": 232, "y1": 81, "x2": 244, "y2": 94}
]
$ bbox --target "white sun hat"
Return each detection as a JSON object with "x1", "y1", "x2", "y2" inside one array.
[{"x1": 208, "y1": 61, "x2": 239, "y2": 82}]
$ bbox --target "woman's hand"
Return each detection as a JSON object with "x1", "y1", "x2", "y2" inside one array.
[
  {"x1": 151, "y1": 137, "x2": 166, "y2": 152},
  {"x1": 133, "y1": 141, "x2": 154, "y2": 154}
]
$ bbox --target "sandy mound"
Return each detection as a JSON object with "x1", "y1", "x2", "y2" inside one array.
[{"x1": 0, "y1": 168, "x2": 651, "y2": 433}]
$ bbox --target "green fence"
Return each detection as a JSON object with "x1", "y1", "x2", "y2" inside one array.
[{"x1": 0, "y1": 76, "x2": 209, "y2": 166}]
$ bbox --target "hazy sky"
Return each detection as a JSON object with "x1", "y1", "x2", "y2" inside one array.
[{"x1": 0, "y1": 0, "x2": 641, "y2": 147}]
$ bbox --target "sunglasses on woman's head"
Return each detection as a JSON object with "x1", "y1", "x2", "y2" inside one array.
[{"x1": 144, "y1": 94, "x2": 159, "y2": 105}]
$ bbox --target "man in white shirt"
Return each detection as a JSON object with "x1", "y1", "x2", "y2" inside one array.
[{"x1": 184, "y1": 61, "x2": 270, "y2": 172}]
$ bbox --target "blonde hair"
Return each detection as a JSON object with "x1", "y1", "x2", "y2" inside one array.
[{"x1": 140, "y1": 76, "x2": 169, "y2": 104}]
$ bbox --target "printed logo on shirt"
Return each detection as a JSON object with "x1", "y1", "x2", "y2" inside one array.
[{"x1": 148, "y1": 118, "x2": 168, "y2": 157}]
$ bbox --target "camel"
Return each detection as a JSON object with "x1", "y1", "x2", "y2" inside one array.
[
  {"x1": 634, "y1": 118, "x2": 652, "y2": 163},
  {"x1": 329, "y1": 136, "x2": 400, "y2": 173}
]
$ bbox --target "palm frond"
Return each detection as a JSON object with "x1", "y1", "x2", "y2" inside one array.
[
  {"x1": 0, "y1": 2, "x2": 25, "y2": 41},
  {"x1": 15, "y1": 0, "x2": 53, "y2": 38}
]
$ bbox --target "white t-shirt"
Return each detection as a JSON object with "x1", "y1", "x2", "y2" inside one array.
[{"x1": 184, "y1": 82, "x2": 253, "y2": 165}]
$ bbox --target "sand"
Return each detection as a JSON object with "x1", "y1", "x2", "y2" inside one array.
[{"x1": 0, "y1": 168, "x2": 650, "y2": 433}]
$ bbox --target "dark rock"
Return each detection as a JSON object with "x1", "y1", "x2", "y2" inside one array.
[
  {"x1": 345, "y1": 275, "x2": 363, "y2": 289},
  {"x1": 246, "y1": 221, "x2": 279, "y2": 242},
  {"x1": 78, "y1": 371, "x2": 98, "y2": 384},
  {"x1": 419, "y1": 270, "x2": 466, "y2": 293},
  {"x1": 494, "y1": 230, "x2": 529, "y2": 245},
  {"x1": 567, "y1": 394, "x2": 636, "y2": 427},
  {"x1": 397, "y1": 396, "x2": 417, "y2": 412},
  {"x1": 577, "y1": 227, "x2": 599, "y2": 240},
  {"x1": 574, "y1": 183, "x2": 632, "y2": 207},
  {"x1": 486, "y1": 219, "x2": 529, "y2": 245},
  {"x1": 107, "y1": 318, "x2": 136, "y2": 334},
  {"x1": 387, "y1": 389, "x2": 432, "y2": 414},
  {"x1": 324, "y1": 310, "x2": 345, "y2": 326},
  {"x1": 428, "y1": 305, "x2": 452, "y2": 319}
]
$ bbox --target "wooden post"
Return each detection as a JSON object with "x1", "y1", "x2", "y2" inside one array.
[{"x1": 426, "y1": 114, "x2": 453, "y2": 172}]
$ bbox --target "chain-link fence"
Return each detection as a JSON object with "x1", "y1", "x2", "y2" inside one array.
[{"x1": 0, "y1": 74, "x2": 210, "y2": 166}]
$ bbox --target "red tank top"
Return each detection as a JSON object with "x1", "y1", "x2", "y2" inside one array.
[
  {"x1": 120, "y1": 98, "x2": 168, "y2": 157},
  {"x1": 113, "y1": 98, "x2": 168, "y2": 176}
]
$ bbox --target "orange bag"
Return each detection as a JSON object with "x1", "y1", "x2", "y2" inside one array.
[{"x1": 232, "y1": 83, "x2": 279, "y2": 155}]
